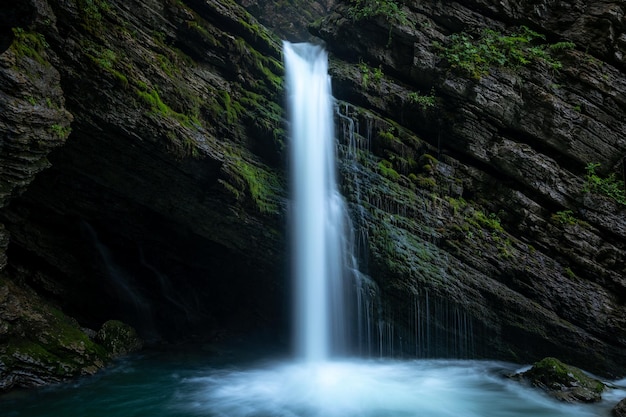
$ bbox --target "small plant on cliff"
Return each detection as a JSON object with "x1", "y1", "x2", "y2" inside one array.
[
  {"x1": 583, "y1": 162, "x2": 626, "y2": 206},
  {"x1": 407, "y1": 90, "x2": 436, "y2": 110},
  {"x1": 470, "y1": 210, "x2": 504, "y2": 232},
  {"x1": 347, "y1": 0, "x2": 408, "y2": 46},
  {"x1": 78, "y1": 0, "x2": 110, "y2": 23},
  {"x1": 50, "y1": 124, "x2": 72, "y2": 138},
  {"x1": 551, "y1": 210, "x2": 578, "y2": 226},
  {"x1": 358, "y1": 61, "x2": 383, "y2": 89},
  {"x1": 346, "y1": 0, "x2": 407, "y2": 24},
  {"x1": 435, "y1": 26, "x2": 574, "y2": 78}
]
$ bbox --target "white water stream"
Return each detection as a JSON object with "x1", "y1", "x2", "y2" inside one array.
[{"x1": 285, "y1": 41, "x2": 351, "y2": 361}]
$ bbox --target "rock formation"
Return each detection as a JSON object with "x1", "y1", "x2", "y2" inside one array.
[
  {"x1": 513, "y1": 356, "x2": 605, "y2": 403},
  {"x1": 0, "y1": 0, "x2": 625, "y2": 389},
  {"x1": 311, "y1": 0, "x2": 626, "y2": 376}
]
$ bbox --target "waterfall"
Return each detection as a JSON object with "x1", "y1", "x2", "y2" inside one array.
[{"x1": 284, "y1": 41, "x2": 352, "y2": 362}]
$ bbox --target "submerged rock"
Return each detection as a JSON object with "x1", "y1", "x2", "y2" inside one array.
[
  {"x1": 515, "y1": 357, "x2": 605, "y2": 403},
  {"x1": 613, "y1": 398, "x2": 626, "y2": 416}
]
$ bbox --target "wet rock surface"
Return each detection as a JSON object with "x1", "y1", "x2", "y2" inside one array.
[
  {"x1": 513, "y1": 357, "x2": 605, "y2": 403},
  {"x1": 314, "y1": 0, "x2": 626, "y2": 375},
  {"x1": 614, "y1": 398, "x2": 626, "y2": 417}
]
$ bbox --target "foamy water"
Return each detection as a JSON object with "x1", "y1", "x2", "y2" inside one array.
[
  {"x1": 4, "y1": 355, "x2": 623, "y2": 416},
  {"x1": 178, "y1": 359, "x2": 622, "y2": 417}
]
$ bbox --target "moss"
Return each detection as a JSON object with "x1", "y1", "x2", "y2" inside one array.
[
  {"x1": 446, "y1": 196, "x2": 467, "y2": 216},
  {"x1": 218, "y1": 178, "x2": 242, "y2": 200},
  {"x1": 135, "y1": 85, "x2": 200, "y2": 128},
  {"x1": 346, "y1": 0, "x2": 408, "y2": 45},
  {"x1": 249, "y1": 49, "x2": 283, "y2": 92},
  {"x1": 240, "y1": 90, "x2": 285, "y2": 149},
  {"x1": 218, "y1": 91, "x2": 244, "y2": 125},
  {"x1": 525, "y1": 357, "x2": 605, "y2": 395},
  {"x1": 185, "y1": 20, "x2": 219, "y2": 46},
  {"x1": 237, "y1": 17, "x2": 279, "y2": 51},
  {"x1": 497, "y1": 241, "x2": 513, "y2": 259},
  {"x1": 378, "y1": 159, "x2": 401, "y2": 181},
  {"x1": 377, "y1": 129, "x2": 400, "y2": 146},
  {"x1": 157, "y1": 54, "x2": 179, "y2": 77},
  {"x1": 85, "y1": 45, "x2": 129, "y2": 88},
  {"x1": 230, "y1": 35, "x2": 282, "y2": 96},
  {"x1": 171, "y1": 0, "x2": 221, "y2": 47},
  {"x1": 414, "y1": 174, "x2": 436, "y2": 190},
  {"x1": 223, "y1": 150, "x2": 283, "y2": 214},
  {"x1": 10, "y1": 28, "x2": 49, "y2": 65},
  {"x1": 4, "y1": 339, "x2": 61, "y2": 371},
  {"x1": 44, "y1": 307, "x2": 107, "y2": 360},
  {"x1": 137, "y1": 87, "x2": 169, "y2": 114},
  {"x1": 564, "y1": 267, "x2": 577, "y2": 279},
  {"x1": 2, "y1": 307, "x2": 107, "y2": 377}
]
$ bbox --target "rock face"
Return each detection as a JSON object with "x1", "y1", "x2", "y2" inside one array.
[
  {"x1": 0, "y1": 0, "x2": 288, "y2": 389},
  {"x1": 310, "y1": 0, "x2": 626, "y2": 376},
  {"x1": 0, "y1": 0, "x2": 625, "y2": 390},
  {"x1": 239, "y1": 0, "x2": 337, "y2": 42}
]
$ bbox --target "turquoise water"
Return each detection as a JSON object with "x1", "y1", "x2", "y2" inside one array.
[{"x1": 2, "y1": 351, "x2": 623, "y2": 416}]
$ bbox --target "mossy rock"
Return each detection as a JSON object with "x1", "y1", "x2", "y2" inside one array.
[
  {"x1": 0, "y1": 278, "x2": 109, "y2": 390},
  {"x1": 96, "y1": 320, "x2": 143, "y2": 358},
  {"x1": 519, "y1": 357, "x2": 605, "y2": 403}
]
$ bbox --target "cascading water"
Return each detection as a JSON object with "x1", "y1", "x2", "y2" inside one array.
[{"x1": 284, "y1": 41, "x2": 351, "y2": 361}]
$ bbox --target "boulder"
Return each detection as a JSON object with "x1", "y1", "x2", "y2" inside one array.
[
  {"x1": 516, "y1": 357, "x2": 605, "y2": 403},
  {"x1": 96, "y1": 320, "x2": 143, "y2": 358}
]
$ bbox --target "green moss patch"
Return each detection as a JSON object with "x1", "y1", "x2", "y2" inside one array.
[
  {"x1": 520, "y1": 357, "x2": 605, "y2": 403},
  {"x1": 10, "y1": 28, "x2": 49, "y2": 65},
  {"x1": 221, "y1": 149, "x2": 284, "y2": 215}
]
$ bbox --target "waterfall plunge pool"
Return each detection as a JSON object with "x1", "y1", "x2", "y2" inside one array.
[{"x1": 2, "y1": 352, "x2": 624, "y2": 416}]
